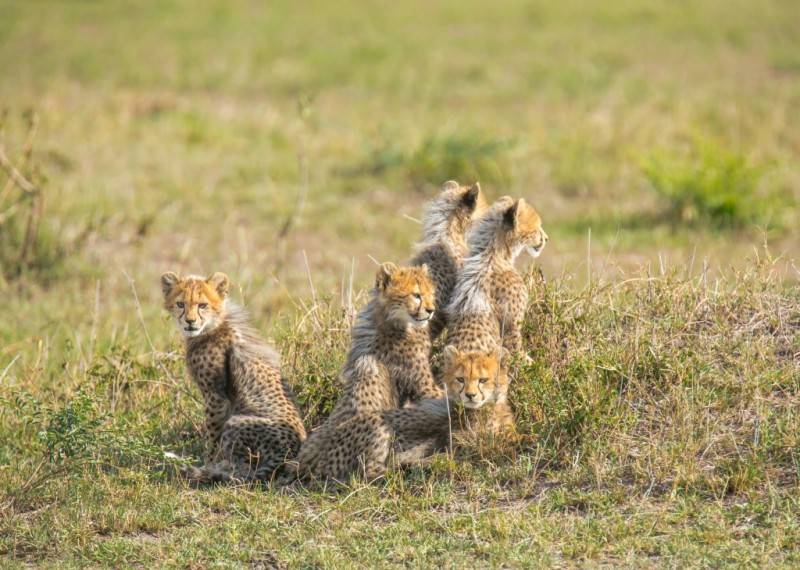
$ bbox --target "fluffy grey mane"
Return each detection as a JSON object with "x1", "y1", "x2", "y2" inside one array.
[
  {"x1": 447, "y1": 199, "x2": 513, "y2": 314},
  {"x1": 415, "y1": 191, "x2": 462, "y2": 253},
  {"x1": 345, "y1": 292, "x2": 379, "y2": 369},
  {"x1": 225, "y1": 301, "x2": 282, "y2": 367}
]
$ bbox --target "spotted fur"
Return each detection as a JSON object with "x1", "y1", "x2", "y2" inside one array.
[
  {"x1": 411, "y1": 180, "x2": 487, "y2": 339},
  {"x1": 296, "y1": 263, "x2": 446, "y2": 480},
  {"x1": 161, "y1": 272, "x2": 306, "y2": 484}
]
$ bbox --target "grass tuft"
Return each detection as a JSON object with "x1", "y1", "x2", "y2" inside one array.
[{"x1": 363, "y1": 132, "x2": 515, "y2": 191}]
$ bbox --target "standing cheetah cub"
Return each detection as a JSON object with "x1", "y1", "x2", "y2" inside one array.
[
  {"x1": 296, "y1": 263, "x2": 444, "y2": 481},
  {"x1": 411, "y1": 180, "x2": 487, "y2": 339},
  {"x1": 161, "y1": 272, "x2": 306, "y2": 483},
  {"x1": 449, "y1": 197, "x2": 548, "y2": 356}
]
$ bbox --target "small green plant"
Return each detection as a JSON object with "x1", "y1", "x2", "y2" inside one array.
[
  {"x1": 38, "y1": 391, "x2": 108, "y2": 464},
  {"x1": 2, "y1": 389, "x2": 162, "y2": 512},
  {"x1": 642, "y1": 138, "x2": 783, "y2": 229}
]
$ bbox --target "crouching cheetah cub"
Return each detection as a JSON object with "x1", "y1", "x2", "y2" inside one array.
[
  {"x1": 411, "y1": 180, "x2": 487, "y2": 339},
  {"x1": 443, "y1": 345, "x2": 514, "y2": 436},
  {"x1": 449, "y1": 196, "x2": 548, "y2": 356},
  {"x1": 161, "y1": 271, "x2": 306, "y2": 483},
  {"x1": 296, "y1": 262, "x2": 445, "y2": 481}
]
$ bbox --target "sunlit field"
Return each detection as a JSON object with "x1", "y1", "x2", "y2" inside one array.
[{"x1": 1, "y1": 0, "x2": 799, "y2": 567}]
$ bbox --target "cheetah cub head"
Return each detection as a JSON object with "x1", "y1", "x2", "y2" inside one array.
[
  {"x1": 375, "y1": 262, "x2": 436, "y2": 327},
  {"x1": 437, "y1": 179, "x2": 487, "y2": 228},
  {"x1": 496, "y1": 196, "x2": 549, "y2": 259},
  {"x1": 443, "y1": 345, "x2": 510, "y2": 409},
  {"x1": 160, "y1": 272, "x2": 230, "y2": 338}
]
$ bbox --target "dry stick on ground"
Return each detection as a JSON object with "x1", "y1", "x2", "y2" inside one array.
[
  {"x1": 0, "y1": 354, "x2": 20, "y2": 384},
  {"x1": 1, "y1": 459, "x2": 72, "y2": 515},
  {"x1": 302, "y1": 249, "x2": 324, "y2": 332},
  {"x1": 0, "y1": 124, "x2": 44, "y2": 267},
  {"x1": 274, "y1": 108, "x2": 311, "y2": 274},
  {"x1": 442, "y1": 381, "x2": 454, "y2": 457},
  {"x1": 0, "y1": 113, "x2": 39, "y2": 206},
  {"x1": 18, "y1": 190, "x2": 44, "y2": 269}
]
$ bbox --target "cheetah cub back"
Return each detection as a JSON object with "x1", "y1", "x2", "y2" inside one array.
[
  {"x1": 161, "y1": 271, "x2": 306, "y2": 484},
  {"x1": 411, "y1": 180, "x2": 487, "y2": 339},
  {"x1": 296, "y1": 263, "x2": 445, "y2": 481},
  {"x1": 449, "y1": 196, "x2": 548, "y2": 356}
]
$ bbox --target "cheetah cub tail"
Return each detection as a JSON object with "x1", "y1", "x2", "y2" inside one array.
[
  {"x1": 179, "y1": 460, "x2": 296, "y2": 486},
  {"x1": 384, "y1": 398, "x2": 454, "y2": 464}
]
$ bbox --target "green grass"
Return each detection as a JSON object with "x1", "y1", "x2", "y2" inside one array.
[
  {"x1": 3, "y1": 261, "x2": 799, "y2": 567},
  {"x1": 1, "y1": 0, "x2": 800, "y2": 566}
]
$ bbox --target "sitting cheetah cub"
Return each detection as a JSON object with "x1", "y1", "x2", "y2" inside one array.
[
  {"x1": 296, "y1": 263, "x2": 444, "y2": 481},
  {"x1": 449, "y1": 196, "x2": 548, "y2": 357},
  {"x1": 442, "y1": 345, "x2": 514, "y2": 436},
  {"x1": 161, "y1": 271, "x2": 306, "y2": 483},
  {"x1": 411, "y1": 180, "x2": 486, "y2": 339}
]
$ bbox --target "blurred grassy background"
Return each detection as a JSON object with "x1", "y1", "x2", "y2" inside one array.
[
  {"x1": 1, "y1": 0, "x2": 799, "y2": 566},
  {"x1": 2, "y1": 0, "x2": 798, "y2": 321}
]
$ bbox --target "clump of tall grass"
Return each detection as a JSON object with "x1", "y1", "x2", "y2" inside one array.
[
  {"x1": 281, "y1": 256, "x2": 799, "y2": 497},
  {"x1": 516, "y1": 257, "x2": 799, "y2": 496}
]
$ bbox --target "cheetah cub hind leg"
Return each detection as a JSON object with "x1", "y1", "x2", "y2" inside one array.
[
  {"x1": 297, "y1": 413, "x2": 392, "y2": 482},
  {"x1": 181, "y1": 414, "x2": 304, "y2": 485}
]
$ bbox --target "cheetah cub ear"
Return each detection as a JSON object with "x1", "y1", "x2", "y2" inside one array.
[
  {"x1": 443, "y1": 344, "x2": 460, "y2": 364},
  {"x1": 376, "y1": 262, "x2": 398, "y2": 291},
  {"x1": 503, "y1": 199, "x2": 523, "y2": 229},
  {"x1": 206, "y1": 272, "x2": 230, "y2": 298},
  {"x1": 441, "y1": 180, "x2": 460, "y2": 191},
  {"x1": 161, "y1": 272, "x2": 179, "y2": 298},
  {"x1": 462, "y1": 182, "x2": 481, "y2": 210}
]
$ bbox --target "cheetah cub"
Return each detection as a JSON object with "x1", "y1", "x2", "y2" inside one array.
[
  {"x1": 296, "y1": 263, "x2": 445, "y2": 481},
  {"x1": 411, "y1": 180, "x2": 487, "y2": 339},
  {"x1": 449, "y1": 196, "x2": 548, "y2": 356},
  {"x1": 161, "y1": 272, "x2": 306, "y2": 483},
  {"x1": 442, "y1": 345, "x2": 514, "y2": 436}
]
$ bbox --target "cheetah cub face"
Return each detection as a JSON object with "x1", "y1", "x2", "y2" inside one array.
[
  {"x1": 443, "y1": 345, "x2": 510, "y2": 409},
  {"x1": 499, "y1": 197, "x2": 549, "y2": 259},
  {"x1": 376, "y1": 262, "x2": 436, "y2": 327},
  {"x1": 161, "y1": 272, "x2": 230, "y2": 338}
]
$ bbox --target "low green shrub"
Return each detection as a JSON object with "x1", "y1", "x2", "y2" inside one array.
[
  {"x1": 641, "y1": 137, "x2": 787, "y2": 229},
  {"x1": 363, "y1": 131, "x2": 515, "y2": 191}
]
